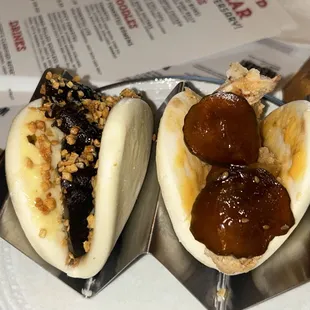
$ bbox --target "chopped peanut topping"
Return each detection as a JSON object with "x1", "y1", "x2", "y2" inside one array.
[
  {"x1": 41, "y1": 170, "x2": 50, "y2": 181},
  {"x1": 120, "y1": 88, "x2": 140, "y2": 98},
  {"x1": 25, "y1": 157, "x2": 33, "y2": 169},
  {"x1": 65, "y1": 164, "x2": 78, "y2": 173},
  {"x1": 93, "y1": 139, "x2": 101, "y2": 147},
  {"x1": 35, "y1": 198, "x2": 50, "y2": 215},
  {"x1": 72, "y1": 75, "x2": 81, "y2": 82},
  {"x1": 45, "y1": 72, "x2": 52, "y2": 80},
  {"x1": 27, "y1": 121, "x2": 37, "y2": 133},
  {"x1": 36, "y1": 135, "x2": 52, "y2": 162},
  {"x1": 61, "y1": 238, "x2": 68, "y2": 247},
  {"x1": 70, "y1": 126, "x2": 79, "y2": 135},
  {"x1": 41, "y1": 181, "x2": 51, "y2": 192},
  {"x1": 87, "y1": 214, "x2": 95, "y2": 229},
  {"x1": 41, "y1": 162, "x2": 51, "y2": 171},
  {"x1": 61, "y1": 149, "x2": 68, "y2": 157},
  {"x1": 66, "y1": 134, "x2": 76, "y2": 145},
  {"x1": 40, "y1": 84, "x2": 46, "y2": 95},
  {"x1": 83, "y1": 241, "x2": 90, "y2": 253},
  {"x1": 39, "y1": 228, "x2": 47, "y2": 238},
  {"x1": 36, "y1": 120, "x2": 46, "y2": 132}
]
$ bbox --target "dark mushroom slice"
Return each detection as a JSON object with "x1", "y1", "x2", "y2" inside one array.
[
  {"x1": 183, "y1": 92, "x2": 260, "y2": 166},
  {"x1": 42, "y1": 74, "x2": 106, "y2": 258},
  {"x1": 190, "y1": 165, "x2": 294, "y2": 258}
]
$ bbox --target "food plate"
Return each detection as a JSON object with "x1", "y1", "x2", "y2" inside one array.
[{"x1": 0, "y1": 69, "x2": 309, "y2": 310}]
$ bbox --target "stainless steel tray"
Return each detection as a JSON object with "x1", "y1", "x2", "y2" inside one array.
[{"x1": 1, "y1": 68, "x2": 309, "y2": 310}]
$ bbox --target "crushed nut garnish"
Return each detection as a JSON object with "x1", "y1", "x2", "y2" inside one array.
[
  {"x1": 281, "y1": 224, "x2": 289, "y2": 231},
  {"x1": 120, "y1": 88, "x2": 140, "y2": 98},
  {"x1": 83, "y1": 241, "x2": 90, "y2": 253},
  {"x1": 27, "y1": 121, "x2": 37, "y2": 133},
  {"x1": 61, "y1": 238, "x2": 68, "y2": 247},
  {"x1": 152, "y1": 134, "x2": 156, "y2": 141},
  {"x1": 45, "y1": 72, "x2": 52, "y2": 80},
  {"x1": 65, "y1": 164, "x2": 78, "y2": 173},
  {"x1": 44, "y1": 197, "x2": 56, "y2": 212},
  {"x1": 36, "y1": 120, "x2": 46, "y2": 131},
  {"x1": 25, "y1": 157, "x2": 33, "y2": 168},
  {"x1": 41, "y1": 181, "x2": 51, "y2": 192},
  {"x1": 66, "y1": 134, "x2": 76, "y2": 145},
  {"x1": 70, "y1": 126, "x2": 79, "y2": 135},
  {"x1": 34, "y1": 197, "x2": 50, "y2": 215},
  {"x1": 87, "y1": 214, "x2": 95, "y2": 229},
  {"x1": 41, "y1": 162, "x2": 51, "y2": 171},
  {"x1": 40, "y1": 84, "x2": 46, "y2": 95},
  {"x1": 62, "y1": 171, "x2": 72, "y2": 182},
  {"x1": 72, "y1": 75, "x2": 81, "y2": 82},
  {"x1": 37, "y1": 72, "x2": 141, "y2": 259},
  {"x1": 93, "y1": 139, "x2": 100, "y2": 147},
  {"x1": 221, "y1": 171, "x2": 229, "y2": 180},
  {"x1": 66, "y1": 81, "x2": 73, "y2": 88},
  {"x1": 39, "y1": 228, "x2": 47, "y2": 238},
  {"x1": 36, "y1": 134, "x2": 52, "y2": 162}
]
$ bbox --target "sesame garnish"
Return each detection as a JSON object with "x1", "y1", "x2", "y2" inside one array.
[
  {"x1": 254, "y1": 176, "x2": 260, "y2": 183},
  {"x1": 263, "y1": 225, "x2": 270, "y2": 230},
  {"x1": 241, "y1": 218, "x2": 249, "y2": 223}
]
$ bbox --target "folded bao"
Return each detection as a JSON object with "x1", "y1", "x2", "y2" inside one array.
[
  {"x1": 156, "y1": 63, "x2": 310, "y2": 275},
  {"x1": 5, "y1": 72, "x2": 153, "y2": 279}
]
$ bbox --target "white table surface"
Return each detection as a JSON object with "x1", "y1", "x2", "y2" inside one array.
[{"x1": 1, "y1": 237, "x2": 310, "y2": 310}]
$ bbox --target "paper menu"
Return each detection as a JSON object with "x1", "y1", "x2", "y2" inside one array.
[{"x1": 0, "y1": 0, "x2": 296, "y2": 105}]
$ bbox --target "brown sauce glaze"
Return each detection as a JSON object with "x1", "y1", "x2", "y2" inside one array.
[
  {"x1": 183, "y1": 92, "x2": 260, "y2": 166},
  {"x1": 190, "y1": 166, "x2": 294, "y2": 258}
]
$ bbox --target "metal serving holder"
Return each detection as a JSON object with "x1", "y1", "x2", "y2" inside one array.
[{"x1": 1, "y1": 68, "x2": 310, "y2": 310}]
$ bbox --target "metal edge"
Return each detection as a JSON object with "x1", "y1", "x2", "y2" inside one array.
[{"x1": 97, "y1": 75, "x2": 284, "y2": 107}]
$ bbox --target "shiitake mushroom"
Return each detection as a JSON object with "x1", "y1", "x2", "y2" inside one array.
[
  {"x1": 190, "y1": 165, "x2": 294, "y2": 258},
  {"x1": 183, "y1": 92, "x2": 260, "y2": 166}
]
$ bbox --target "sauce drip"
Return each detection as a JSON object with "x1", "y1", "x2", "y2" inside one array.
[
  {"x1": 183, "y1": 92, "x2": 260, "y2": 165},
  {"x1": 190, "y1": 166, "x2": 294, "y2": 258}
]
